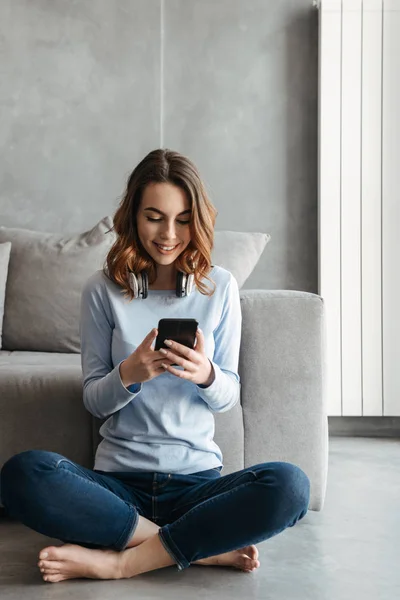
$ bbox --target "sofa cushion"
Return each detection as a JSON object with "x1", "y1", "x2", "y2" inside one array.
[
  {"x1": 0, "y1": 350, "x2": 81, "y2": 367},
  {"x1": 0, "y1": 242, "x2": 11, "y2": 349},
  {"x1": 0, "y1": 219, "x2": 270, "y2": 353},
  {"x1": 211, "y1": 230, "x2": 270, "y2": 288},
  {"x1": 0, "y1": 217, "x2": 115, "y2": 353}
]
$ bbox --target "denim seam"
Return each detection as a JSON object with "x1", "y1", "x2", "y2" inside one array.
[
  {"x1": 56, "y1": 459, "x2": 136, "y2": 503},
  {"x1": 55, "y1": 459, "x2": 109, "y2": 486},
  {"x1": 169, "y1": 470, "x2": 257, "y2": 515},
  {"x1": 158, "y1": 529, "x2": 186, "y2": 571},
  {"x1": 55, "y1": 459, "x2": 121, "y2": 493},
  {"x1": 56, "y1": 459, "x2": 131, "y2": 499}
]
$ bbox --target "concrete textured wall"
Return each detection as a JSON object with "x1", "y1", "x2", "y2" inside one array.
[{"x1": 0, "y1": 0, "x2": 318, "y2": 292}]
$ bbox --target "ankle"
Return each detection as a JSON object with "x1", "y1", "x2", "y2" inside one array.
[
  {"x1": 119, "y1": 545, "x2": 138, "y2": 579},
  {"x1": 119, "y1": 533, "x2": 175, "y2": 578}
]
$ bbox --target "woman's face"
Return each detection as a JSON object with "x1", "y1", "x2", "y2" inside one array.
[{"x1": 137, "y1": 182, "x2": 192, "y2": 266}]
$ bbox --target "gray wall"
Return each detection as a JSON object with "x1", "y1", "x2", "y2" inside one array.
[{"x1": 0, "y1": 0, "x2": 318, "y2": 293}]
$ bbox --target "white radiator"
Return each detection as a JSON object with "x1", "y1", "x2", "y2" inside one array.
[{"x1": 318, "y1": 0, "x2": 400, "y2": 416}]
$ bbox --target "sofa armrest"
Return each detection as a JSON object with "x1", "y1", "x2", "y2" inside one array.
[{"x1": 238, "y1": 290, "x2": 328, "y2": 511}]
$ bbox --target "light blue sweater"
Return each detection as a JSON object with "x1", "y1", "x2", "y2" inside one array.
[{"x1": 79, "y1": 265, "x2": 242, "y2": 475}]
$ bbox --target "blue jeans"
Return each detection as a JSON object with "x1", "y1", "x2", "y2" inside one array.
[{"x1": 0, "y1": 450, "x2": 310, "y2": 571}]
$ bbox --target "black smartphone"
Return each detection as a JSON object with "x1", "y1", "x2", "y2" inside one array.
[{"x1": 155, "y1": 318, "x2": 199, "y2": 366}]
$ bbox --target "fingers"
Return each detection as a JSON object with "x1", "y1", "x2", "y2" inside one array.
[
  {"x1": 159, "y1": 349, "x2": 193, "y2": 371},
  {"x1": 145, "y1": 328, "x2": 158, "y2": 350},
  {"x1": 147, "y1": 327, "x2": 203, "y2": 357},
  {"x1": 162, "y1": 340, "x2": 198, "y2": 362},
  {"x1": 195, "y1": 327, "x2": 203, "y2": 350}
]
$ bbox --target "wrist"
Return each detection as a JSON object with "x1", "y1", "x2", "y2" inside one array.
[
  {"x1": 201, "y1": 360, "x2": 215, "y2": 387},
  {"x1": 119, "y1": 359, "x2": 135, "y2": 388}
]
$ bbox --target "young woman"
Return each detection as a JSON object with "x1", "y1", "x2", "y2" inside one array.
[{"x1": 0, "y1": 149, "x2": 310, "y2": 583}]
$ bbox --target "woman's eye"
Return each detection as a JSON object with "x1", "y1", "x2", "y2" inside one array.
[{"x1": 146, "y1": 217, "x2": 190, "y2": 224}]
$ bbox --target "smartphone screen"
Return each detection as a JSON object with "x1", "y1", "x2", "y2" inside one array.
[{"x1": 155, "y1": 319, "x2": 199, "y2": 361}]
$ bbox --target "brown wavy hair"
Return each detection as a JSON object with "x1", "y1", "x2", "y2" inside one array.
[{"x1": 103, "y1": 148, "x2": 218, "y2": 301}]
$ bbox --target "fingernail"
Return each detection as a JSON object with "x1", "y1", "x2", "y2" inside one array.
[
  {"x1": 40, "y1": 552, "x2": 48, "y2": 559},
  {"x1": 165, "y1": 340, "x2": 172, "y2": 346}
]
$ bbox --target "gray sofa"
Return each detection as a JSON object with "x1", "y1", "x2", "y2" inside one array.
[
  {"x1": 0, "y1": 290, "x2": 327, "y2": 513},
  {"x1": 0, "y1": 220, "x2": 328, "y2": 518}
]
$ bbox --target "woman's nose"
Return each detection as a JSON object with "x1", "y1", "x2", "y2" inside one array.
[{"x1": 161, "y1": 221, "x2": 177, "y2": 237}]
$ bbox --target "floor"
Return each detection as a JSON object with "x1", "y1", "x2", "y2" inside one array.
[{"x1": 0, "y1": 436, "x2": 399, "y2": 600}]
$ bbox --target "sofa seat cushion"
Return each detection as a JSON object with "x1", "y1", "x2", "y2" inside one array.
[
  {"x1": 0, "y1": 350, "x2": 81, "y2": 367},
  {"x1": 0, "y1": 352, "x2": 244, "y2": 485},
  {"x1": 0, "y1": 352, "x2": 92, "y2": 508}
]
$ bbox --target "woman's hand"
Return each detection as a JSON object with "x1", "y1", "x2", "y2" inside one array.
[
  {"x1": 160, "y1": 328, "x2": 215, "y2": 387},
  {"x1": 119, "y1": 328, "x2": 175, "y2": 386}
]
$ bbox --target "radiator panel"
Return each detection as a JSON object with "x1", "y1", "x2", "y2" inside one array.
[{"x1": 318, "y1": 0, "x2": 399, "y2": 416}]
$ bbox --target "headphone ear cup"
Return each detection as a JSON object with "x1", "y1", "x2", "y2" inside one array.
[
  {"x1": 175, "y1": 271, "x2": 194, "y2": 297},
  {"x1": 129, "y1": 271, "x2": 139, "y2": 298},
  {"x1": 182, "y1": 272, "x2": 188, "y2": 297},
  {"x1": 176, "y1": 271, "x2": 183, "y2": 297},
  {"x1": 141, "y1": 270, "x2": 148, "y2": 299},
  {"x1": 137, "y1": 272, "x2": 145, "y2": 299},
  {"x1": 186, "y1": 273, "x2": 194, "y2": 295}
]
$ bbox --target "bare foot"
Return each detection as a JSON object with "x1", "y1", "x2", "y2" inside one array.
[
  {"x1": 194, "y1": 544, "x2": 260, "y2": 572},
  {"x1": 37, "y1": 544, "x2": 123, "y2": 583}
]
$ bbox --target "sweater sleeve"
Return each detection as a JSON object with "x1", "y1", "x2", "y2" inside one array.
[
  {"x1": 195, "y1": 273, "x2": 242, "y2": 413},
  {"x1": 79, "y1": 275, "x2": 142, "y2": 419}
]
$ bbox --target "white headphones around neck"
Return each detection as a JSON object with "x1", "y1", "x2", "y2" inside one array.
[
  {"x1": 104, "y1": 263, "x2": 214, "y2": 300},
  {"x1": 128, "y1": 269, "x2": 195, "y2": 299}
]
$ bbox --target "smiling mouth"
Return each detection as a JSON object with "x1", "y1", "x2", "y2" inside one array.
[{"x1": 153, "y1": 243, "x2": 179, "y2": 250}]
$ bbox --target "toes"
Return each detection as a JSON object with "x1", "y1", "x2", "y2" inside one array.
[
  {"x1": 41, "y1": 568, "x2": 60, "y2": 575},
  {"x1": 247, "y1": 545, "x2": 259, "y2": 560},
  {"x1": 242, "y1": 556, "x2": 260, "y2": 571},
  {"x1": 239, "y1": 544, "x2": 259, "y2": 561},
  {"x1": 39, "y1": 545, "x2": 60, "y2": 560},
  {"x1": 38, "y1": 560, "x2": 63, "y2": 570},
  {"x1": 43, "y1": 573, "x2": 65, "y2": 583},
  {"x1": 244, "y1": 566, "x2": 258, "y2": 573}
]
